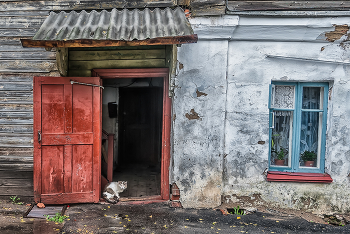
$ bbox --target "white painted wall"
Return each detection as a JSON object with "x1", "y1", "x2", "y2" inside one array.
[{"x1": 172, "y1": 15, "x2": 350, "y2": 213}]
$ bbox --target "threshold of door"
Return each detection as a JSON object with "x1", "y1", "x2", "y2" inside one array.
[{"x1": 100, "y1": 195, "x2": 166, "y2": 205}]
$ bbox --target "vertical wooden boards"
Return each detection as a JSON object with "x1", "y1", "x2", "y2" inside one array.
[
  {"x1": 57, "y1": 48, "x2": 68, "y2": 76},
  {"x1": 161, "y1": 70, "x2": 171, "y2": 200},
  {"x1": 68, "y1": 47, "x2": 167, "y2": 77}
]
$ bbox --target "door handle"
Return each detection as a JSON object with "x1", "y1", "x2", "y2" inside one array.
[{"x1": 38, "y1": 130, "x2": 41, "y2": 143}]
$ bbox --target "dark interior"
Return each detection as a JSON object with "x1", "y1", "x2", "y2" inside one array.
[
  {"x1": 116, "y1": 86, "x2": 162, "y2": 197},
  {"x1": 102, "y1": 80, "x2": 163, "y2": 198}
]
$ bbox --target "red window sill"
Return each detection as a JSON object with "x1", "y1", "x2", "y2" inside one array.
[{"x1": 267, "y1": 171, "x2": 333, "y2": 183}]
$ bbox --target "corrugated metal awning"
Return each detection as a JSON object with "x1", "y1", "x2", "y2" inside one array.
[{"x1": 21, "y1": 7, "x2": 197, "y2": 48}]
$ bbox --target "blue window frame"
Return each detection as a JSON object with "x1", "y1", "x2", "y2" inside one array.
[{"x1": 269, "y1": 82, "x2": 328, "y2": 173}]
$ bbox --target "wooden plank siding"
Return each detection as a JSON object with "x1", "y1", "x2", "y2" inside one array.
[
  {"x1": 68, "y1": 47, "x2": 167, "y2": 77},
  {"x1": 0, "y1": 4, "x2": 56, "y2": 197}
]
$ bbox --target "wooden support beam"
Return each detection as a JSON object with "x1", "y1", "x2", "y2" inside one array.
[
  {"x1": 56, "y1": 48, "x2": 68, "y2": 77},
  {"x1": 192, "y1": 5, "x2": 226, "y2": 16},
  {"x1": 190, "y1": 0, "x2": 225, "y2": 16},
  {"x1": 21, "y1": 35, "x2": 198, "y2": 48},
  {"x1": 190, "y1": 0, "x2": 225, "y2": 7}
]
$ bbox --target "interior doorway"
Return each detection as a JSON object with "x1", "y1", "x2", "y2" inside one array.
[{"x1": 93, "y1": 68, "x2": 171, "y2": 200}]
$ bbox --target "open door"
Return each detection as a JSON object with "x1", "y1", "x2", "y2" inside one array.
[
  {"x1": 33, "y1": 77, "x2": 102, "y2": 204},
  {"x1": 93, "y1": 68, "x2": 171, "y2": 200}
]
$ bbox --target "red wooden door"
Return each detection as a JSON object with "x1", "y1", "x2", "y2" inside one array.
[{"x1": 33, "y1": 77, "x2": 102, "y2": 204}]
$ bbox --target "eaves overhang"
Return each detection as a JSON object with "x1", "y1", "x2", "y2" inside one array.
[{"x1": 21, "y1": 7, "x2": 197, "y2": 48}]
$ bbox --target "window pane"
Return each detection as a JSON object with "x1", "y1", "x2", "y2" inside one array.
[
  {"x1": 272, "y1": 85, "x2": 295, "y2": 109},
  {"x1": 302, "y1": 87, "x2": 322, "y2": 109},
  {"x1": 271, "y1": 111, "x2": 292, "y2": 167},
  {"x1": 299, "y1": 111, "x2": 322, "y2": 168}
]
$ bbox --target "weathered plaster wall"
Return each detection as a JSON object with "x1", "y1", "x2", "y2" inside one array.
[
  {"x1": 173, "y1": 15, "x2": 350, "y2": 213},
  {"x1": 172, "y1": 41, "x2": 227, "y2": 208}
]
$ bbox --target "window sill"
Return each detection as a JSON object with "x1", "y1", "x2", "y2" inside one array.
[{"x1": 267, "y1": 171, "x2": 333, "y2": 183}]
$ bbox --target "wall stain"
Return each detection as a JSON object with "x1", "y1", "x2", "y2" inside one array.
[
  {"x1": 179, "y1": 62, "x2": 184, "y2": 70},
  {"x1": 185, "y1": 109, "x2": 201, "y2": 120},
  {"x1": 196, "y1": 89, "x2": 208, "y2": 97},
  {"x1": 325, "y1": 24, "x2": 349, "y2": 42}
]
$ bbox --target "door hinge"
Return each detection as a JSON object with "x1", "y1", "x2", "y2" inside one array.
[{"x1": 70, "y1": 80, "x2": 104, "y2": 89}]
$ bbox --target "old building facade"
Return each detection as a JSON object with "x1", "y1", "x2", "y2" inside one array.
[{"x1": 1, "y1": 0, "x2": 350, "y2": 213}]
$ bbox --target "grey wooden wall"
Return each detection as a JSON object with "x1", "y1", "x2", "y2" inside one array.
[{"x1": 0, "y1": 6, "x2": 57, "y2": 197}]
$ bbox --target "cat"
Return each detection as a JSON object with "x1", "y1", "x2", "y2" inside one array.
[{"x1": 102, "y1": 181, "x2": 127, "y2": 204}]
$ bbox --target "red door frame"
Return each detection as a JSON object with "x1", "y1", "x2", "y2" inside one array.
[{"x1": 92, "y1": 68, "x2": 171, "y2": 200}]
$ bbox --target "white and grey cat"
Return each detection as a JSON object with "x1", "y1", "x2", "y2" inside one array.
[{"x1": 102, "y1": 181, "x2": 127, "y2": 204}]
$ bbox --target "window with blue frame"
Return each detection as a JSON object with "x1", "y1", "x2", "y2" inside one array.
[{"x1": 269, "y1": 82, "x2": 328, "y2": 173}]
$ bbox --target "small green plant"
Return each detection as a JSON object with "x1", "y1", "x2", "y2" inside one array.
[
  {"x1": 45, "y1": 212, "x2": 68, "y2": 223},
  {"x1": 276, "y1": 148, "x2": 287, "y2": 160},
  {"x1": 273, "y1": 147, "x2": 287, "y2": 160},
  {"x1": 10, "y1": 196, "x2": 23, "y2": 205},
  {"x1": 301, "y1": 150, "x2": 317, "y2": 161},
  {"x1": 229, "y1": 206, "x2": 245, "y2": 215}
]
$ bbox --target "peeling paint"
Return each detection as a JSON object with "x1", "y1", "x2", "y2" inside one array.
[
  {"x1": 325, "y1": 24, "x2": 349, "y2": 42},
  {"x1": 179, "y1": 62, "x2": 184, "y2": 70},
  {"x1": 173, "y1": 16, "x2": 350, "y2": 213},
  {"x1": 196, "y1": 89, "x2": 207, "y2": 97},
  {"x1": 185, "y1": 109, "x2": 201, "y2": 120}
]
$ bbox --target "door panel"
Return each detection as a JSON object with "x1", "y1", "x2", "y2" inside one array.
[
  {"x1": 41, "y1": 145, "x2": 64, "y2": 194},
  {"x1": 33, "y1": 76, "x2": 101, "y2": 204},
  {"x1": 72, "y1": 85, "x2": 93, "y2": 133},
  {"x1": 72, "y1": 145, "x2": 93, "y2": 193},
  {"x1": 42, "y1": 85, "x2": 65, "y2": 133}
]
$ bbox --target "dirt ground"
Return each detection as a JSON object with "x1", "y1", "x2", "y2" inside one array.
[{"x1": 1, "y1": 197, "x2": 350, "y2": 234}]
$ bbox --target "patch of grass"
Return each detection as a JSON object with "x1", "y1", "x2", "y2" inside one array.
[
  {"x1": 228, "y1": 206, "x2": 245, "y2": 215},
  {"x1": 45, "y1": 212, "x2": 68, "y2": 223},
  {"x1": 9, "y1": 196, "x2": 23, "y2": 205}
]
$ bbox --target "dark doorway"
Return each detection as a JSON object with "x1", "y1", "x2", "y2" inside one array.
[
  {"x1": 116, "y1": 86, "x2": 163, "y2": 198},
  {"x1": 119, "y1": 87, "x2": 163, "y2": 166},
  {"x1": 93, "y1": 68, "x2": 171, "y2": 201}
]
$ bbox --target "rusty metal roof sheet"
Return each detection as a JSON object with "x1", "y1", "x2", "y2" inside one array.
[{"x1": 33, "y1": 7, "x2": 194, "y2": 41}]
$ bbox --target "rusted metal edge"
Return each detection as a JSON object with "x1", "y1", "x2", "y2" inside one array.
[{"x1": 20, "y1": 35, "x2": 198, "y2": 48}]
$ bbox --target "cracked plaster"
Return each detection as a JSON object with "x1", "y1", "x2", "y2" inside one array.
[{"x1": 170, "y1": 16, "x2": 350, "y2": 212}]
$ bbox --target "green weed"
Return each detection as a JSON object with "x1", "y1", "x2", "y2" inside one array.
[
  {"x1": 45, "y1": 212, "x2": 68, "y2": 223},
  {"x1": 229, "y1": 206, "x2": 245, "y2": 215},
  {"x1": 9, "y1": 196, "x2": 23, "y2": 205}
]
